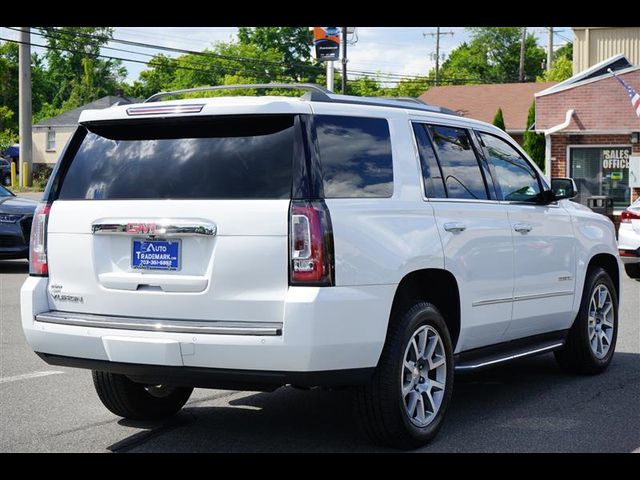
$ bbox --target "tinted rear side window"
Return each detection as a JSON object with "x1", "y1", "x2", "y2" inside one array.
[
  {"x1": 412, "y1": 123, "x2": 446, "y2": 198},
  {"x1": 58, "y1": 115, "x2": 295, "y2": 200},
  {"x1": 315, "y1": 115, "x2": 393, "y2": 198},
  {"x1": 428, "y1": 125, "x2": 488, "y2": 200}
]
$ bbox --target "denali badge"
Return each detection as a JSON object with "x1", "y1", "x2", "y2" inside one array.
[{"x1": 49, "y1": 285, "x2": 84, "y2": 304}]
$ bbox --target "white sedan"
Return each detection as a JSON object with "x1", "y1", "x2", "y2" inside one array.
[{"x1": 619, "y1": 197, "x2": 640, "y2": 278}]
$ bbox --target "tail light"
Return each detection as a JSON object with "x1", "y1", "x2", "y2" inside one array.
[
  {"x1": 620, "y1": 210, "x2": 640, "y2": 223},
  {"x1": 289, "y1": 200, "x2": 335, "y2": 286},
  {"x1": 29, "y1": 203, "x2": 51, "y2": 276}
]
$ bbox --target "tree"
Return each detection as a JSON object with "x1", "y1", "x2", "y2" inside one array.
[
  {"x1": 440, "y1": 28, "x2": 546, "y2": 84},
  {"x1": 237, "y1": 27, "x2": 322, "y2": 82},
  {"x1": 523, "y1": 101, "x2": 545, "y2": 170},
  {"x1": 346, "y1": 76, "x2": 383, "y2": 97},
  {"x1": 0, "y1": 41, "x2": 53, "y2": 134},
  {"x1": 38, "y1": 27, "x2": 126, "y2": 113},
  {"x1": 0, "y1": 106, "x2": 17, "y2": 152},
  {"x1": 124, "y1": 54, "x2": 178, "y2": 99},
  {"x1": 132, "y1": 41, "x2": 289, "y2": 98},
  {"x1": 537, "y1": 42, "x2": 573, "y2": 82},
  {"x1": 493, "y1": 108, "x2": 506, "y2": 130},
  {"x1": 537, "y1": 56, "x2": 573, "y2": 82},
  {"x1": 392, "y1": 77, "x2": 432, "y2": 97},
  {"x1": 0, "y1": 42, "x2": 19, "y2": 132},
  {"x1": 554, "y1": 42, "x2": 573, "y2": 61}
]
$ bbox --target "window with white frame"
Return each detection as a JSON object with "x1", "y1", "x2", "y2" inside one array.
[{"x1": 46, "y1": 130, "x2": 56, "y2": 151}]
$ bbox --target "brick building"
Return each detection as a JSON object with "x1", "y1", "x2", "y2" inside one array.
[
  {"x1": 535, "y1": 54, "x2": 640, "y2": 212},
  {"x1": 419, "y1": 82, "x2": 557, "y2": 145}
]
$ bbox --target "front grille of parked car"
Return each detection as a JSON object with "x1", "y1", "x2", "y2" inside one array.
[
  {"x1": 0, "y1": 236, "x2": 23, "y2": 248},
  {"x1": 20, "y1": 215, "x2": 33, "y2": 242}
]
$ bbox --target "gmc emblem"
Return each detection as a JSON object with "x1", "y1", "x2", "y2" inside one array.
[{"x1": 126, "y1": 223, "x2": 158, "y2": 235}]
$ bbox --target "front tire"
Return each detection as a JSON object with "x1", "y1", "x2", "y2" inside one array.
[
  {"x1": 354, "y1": 302, "x2": 454, "y2": 449},
  {"x1": 554, "y1": 267, "x2": 618, "y2": 374},
  {"x1": 92, "y1": 371, "x2": 193, "y2": 420}
]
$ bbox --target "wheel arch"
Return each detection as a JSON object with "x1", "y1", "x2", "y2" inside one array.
[
  {"x1": 388, "y1": 269, "x2": 461, "y2": 351},
  {"x1": 587, "y1": 253, "x2": 620, "y2": 301}
]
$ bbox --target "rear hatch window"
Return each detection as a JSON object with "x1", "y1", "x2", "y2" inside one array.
[{"x1": 57, "y1": 115, "x2": 296, "y2": 200}]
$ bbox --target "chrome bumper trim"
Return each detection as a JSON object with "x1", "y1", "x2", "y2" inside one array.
[{"x1": 35, "y1": 311, "x2": 282, "y2": 336}]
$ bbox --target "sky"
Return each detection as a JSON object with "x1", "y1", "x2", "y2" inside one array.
[{"x1": 1, "y1": 27, "x2": 573, "y2": 86}]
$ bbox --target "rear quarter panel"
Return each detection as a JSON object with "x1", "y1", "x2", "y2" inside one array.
[{"x1": 310, "y1": 104, "x2": 445, "y2": 287}]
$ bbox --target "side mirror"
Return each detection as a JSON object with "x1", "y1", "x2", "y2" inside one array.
[{"x1": 550, "y1": 177, "x2": 578, "y2": 201}]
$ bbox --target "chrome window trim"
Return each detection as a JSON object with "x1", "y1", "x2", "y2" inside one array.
[{"x1": 410, "y1": 120, "x2": 493, "y2": 203}]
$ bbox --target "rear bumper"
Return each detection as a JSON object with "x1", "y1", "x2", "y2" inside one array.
[
  {"x1": 36, "y1": 353, "x2": 374, "y2": 390},
  {"x1": 21, "y1": 276, "x2": 395, "y2": 383},
  {"x1": 618, "y1": 227, "x2": 640, "y2": 264}
]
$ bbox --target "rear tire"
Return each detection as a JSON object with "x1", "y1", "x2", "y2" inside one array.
[
  {"x1": 554, "y1": 267, "x2": 618, "y2": 375},
  {"x1": 92, "y1": 371, "x2": 193, "y2": 420},
  {"x1": 354, "y1": 302, "x2": 454, "y2": 449},
  {"x1": 624, "y1": 263, "x2": 640, "y2": 279}
]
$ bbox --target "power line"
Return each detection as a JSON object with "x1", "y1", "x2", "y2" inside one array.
[
  {"x1": 24, "y1": 27, "x2": 285, "y2": 81},
  {"x1": 1, "y1": 29, "x2": 490, "y2": 88},
  {"x1": 25, "y1": 27, "x2": 478, "y2": 82},
  {"x1": 0, "y1": 36, "x2": 237, "y2": 79}
]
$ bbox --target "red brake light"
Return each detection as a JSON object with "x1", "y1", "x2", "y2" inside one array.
[
  {"x1": 620, "y1": 210, "x2": 640, "y2": 223},
  {"x1": 289, "y1": 200, "x2": 334, "y2": 286},
  {"x1": 30, "y1": 203, "x2": 51, "y2": 276}
]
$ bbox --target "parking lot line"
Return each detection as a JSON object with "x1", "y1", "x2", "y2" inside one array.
[{"x1": 0, "y1": 371, "x2": 64, "y2": 385}]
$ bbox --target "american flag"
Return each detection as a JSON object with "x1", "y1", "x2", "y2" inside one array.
[{"x1": 608, "y1": 68, "x2": 640, "y2": 117}]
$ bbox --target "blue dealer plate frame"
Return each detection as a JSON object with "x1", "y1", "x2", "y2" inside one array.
[{"x1": 131, "y1": 239, "x2": 181, "y2": 271}]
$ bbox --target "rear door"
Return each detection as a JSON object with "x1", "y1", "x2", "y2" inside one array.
[
  {"x1": 413, "y1": 122, "x2": 515, "y2": 351},
  {"x1": 46, "y1": 114, "x2": 301, "y2": 324}
]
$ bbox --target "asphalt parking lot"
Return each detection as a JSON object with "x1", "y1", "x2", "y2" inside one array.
[{"x1": 1, "y1": 258, "x2": 638, "y2": 452}]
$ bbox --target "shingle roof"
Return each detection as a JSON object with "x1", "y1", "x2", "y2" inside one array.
[
  {"x1": 418, "y1": 82, "x2": 558, "y2": 132},
  {"x1": 535, "y1": 53, "x2": 638, "y2": 97},
  {"x1": 34, "y1": 96, "x2": 140, "y2": 127}
]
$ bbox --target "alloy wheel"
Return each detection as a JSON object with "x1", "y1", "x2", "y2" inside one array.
[{"x1": 401, "y1": 325, "x2": 447, "y2": 427}]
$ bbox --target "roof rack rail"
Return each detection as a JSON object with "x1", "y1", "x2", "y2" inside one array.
[
  {"x1": 322, "y1": 94, "x2": 460, "y2": 116},
  {"x1": 144, "y1": 82, "x2": 458, "y2": 116},
  {"x1": 144, "y1": 83, "x2": 333, "y2": 103}
]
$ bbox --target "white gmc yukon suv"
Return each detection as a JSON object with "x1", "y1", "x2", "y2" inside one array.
[{"x1": 21, "y1": 84, "x2": 623, "y2": 449}]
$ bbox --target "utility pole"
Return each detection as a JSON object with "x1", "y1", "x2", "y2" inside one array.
[
  {"x1": 341, "y1": 27, "x2": 348, "y2": 94},
  {"x1": 547, "y1": 27, "x2": 554, "y2": 71},
  {"x1": 423, "y1": 28, "x2": 454, "y2": 86},
  {"x1": 519, "y1": 27, "x2": 527, "y2": 82},
  {"x1": 326, "y1": 61, "x2": 334, "y2": 92},
  {"x1": 18, "y1": 27, "x2": 32, "y2": 187}
]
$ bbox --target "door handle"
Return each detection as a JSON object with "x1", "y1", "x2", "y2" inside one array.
[
  {"x1": 513, "y1": 223, "x2": 533, "y2": 233},
  {"x1": 443, "y1": 222, "x2": 466, "y2": 233}
]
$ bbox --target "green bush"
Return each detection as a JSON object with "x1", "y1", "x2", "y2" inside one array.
[
  {"x1": 32, "y1": 164, "x2": 53, "y2": 190},
  {"x1": 492, "y1": 108, "x2": 506, "y2": 131}
]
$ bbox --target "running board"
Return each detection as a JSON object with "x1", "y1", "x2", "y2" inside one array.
[{"x1": 454, "y1": 331, "x2": 567, "y2": 372}]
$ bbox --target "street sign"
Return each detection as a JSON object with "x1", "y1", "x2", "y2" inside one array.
[{"x1": 313, "y1": 27, "x2": 340, "y2": 61}]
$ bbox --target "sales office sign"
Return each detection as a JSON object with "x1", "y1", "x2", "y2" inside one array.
[{"x1": 602, "y1": 148, "x2": 631, "y2": 169}]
